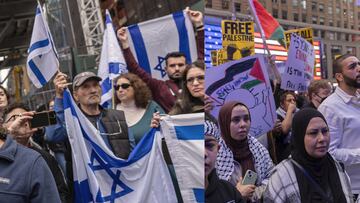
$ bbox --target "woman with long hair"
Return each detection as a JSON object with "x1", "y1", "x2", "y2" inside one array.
[
  {"x1": 114, "y1": 73, "x2": 164, "y2": 144},
  {"x1": 169, "y1": 60, "x2": 205, "y2": 115}
]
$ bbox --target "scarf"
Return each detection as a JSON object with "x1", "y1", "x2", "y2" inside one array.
[
  {"x1": 291, "y1": 108, "x2": 346, "y2": 203},
  {"x1": 218, "y1": 101, "x2": 255, "y2": 177}
]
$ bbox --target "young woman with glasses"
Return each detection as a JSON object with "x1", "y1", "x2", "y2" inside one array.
[
  {"x1": 113, "y1": 73, "x2": 164, "y2": 144},
  {"x1": 169, "y1": 60, "x2": 205, "y2": 115}
]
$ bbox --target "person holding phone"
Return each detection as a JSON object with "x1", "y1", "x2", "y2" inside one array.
[
  {"x1": 113, "y1": 73, "x2": 164, "y2": 144},
  {"x1": 216, "y1": 101, "x2": 274, "y2": 202},
  {"x1": 0, "y1": 112, "x2": 61, "y2": 203},
  {"x1": 263, "y1": 108, "x2": 353, "y2": 202},
  {"x1": 2, "y1": 103, "x2": 70, "y2": 202}
]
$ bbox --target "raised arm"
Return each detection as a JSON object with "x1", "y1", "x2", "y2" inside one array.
[
  {"x1": 117, "y1": 27, "x2": 162, "y2": 88},
  {"x1": 186, "y1": 7, "x2": 204, "y2": 59}
]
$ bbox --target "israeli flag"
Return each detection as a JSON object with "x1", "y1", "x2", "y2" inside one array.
[
  {"x1": 98, "y1": 10, "x2": 127, "y2": 108},
  {"x1": 26, "y1": 4, "x2": 59, "y2": 88},
  {"x1": 161, "y1": 113, "x2": 204, "y2": 203},
  {"x1": 63, "y1": 89, "x2": 177, "y2": 203},
  {"x1": 127, "y1": 11, "x2": 197, "y2": 80}
]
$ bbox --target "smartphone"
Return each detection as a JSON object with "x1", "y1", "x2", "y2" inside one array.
[
  {"x1": 242, "y1": 170, "x2": 257, "y2": 185},
  {"x1": 30, "y1": 110, "x2": 57, "y2": 128}
]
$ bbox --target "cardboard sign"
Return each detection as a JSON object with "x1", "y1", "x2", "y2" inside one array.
[
  {"x1": 285, "y1": 28, "x2": 313, "y2": 50},
  {"x1": 211, "y1": 49, "x2": 230, "y2": 66},
  {"x1": 205, "y1": 55, "x2": 277, "y2": 137},
  {"x1": 281, "y1": 33, "x2": 315, "y2": 92},
  {"x1": 221, "y1": 20, "x2": 255, "y2": 61}
]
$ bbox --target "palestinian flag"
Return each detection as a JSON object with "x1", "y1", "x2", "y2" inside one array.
[{"x1": 249, "y1": 0, "x2": 285, "y2": 44}]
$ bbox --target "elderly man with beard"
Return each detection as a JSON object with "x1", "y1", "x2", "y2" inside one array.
[{"x1": 318, "y1": 53, "x2": 360, "y2": 201}]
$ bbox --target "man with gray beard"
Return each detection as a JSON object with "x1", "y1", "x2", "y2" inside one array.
[{"x1": 318, "y1": 53, "x2": 360, "y2": 201}]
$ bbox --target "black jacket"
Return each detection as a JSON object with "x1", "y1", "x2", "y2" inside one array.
[
  {"x1": 98, "y1": 108, "x2": 130, "y2": 159},
  {"x1": 30, "y1": 146, "x2": 71, "y2": 203},
  {"x1": 206, "y1": 169, "x2": 245, "y2": 203}
]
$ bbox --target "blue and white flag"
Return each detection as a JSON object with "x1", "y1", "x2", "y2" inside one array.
[
  {"x1": 161, "y1": 113, "x2": 204, "y2": 203},
  {"x1": 63, "y1": 89, "x2": 177, "y2": 203},
  {"x1": 98, "y1": 10, "x2": 127, "y2": 108},
  {"x1": 127, "y1": 11, "x2": 197, "y2": 80},
  {"x1": 26, "y1": 4, "x2": 59, "y2": 88}
]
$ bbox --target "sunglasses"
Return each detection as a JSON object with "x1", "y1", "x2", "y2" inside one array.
[
  {"x1": 186, "y1": 75, "x2": 205, "y2": 84},
  {"x1": 114, "y1": 83, "x2": 131, "y2": 90}
]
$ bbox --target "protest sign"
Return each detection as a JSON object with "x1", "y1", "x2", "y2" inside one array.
[
  {"x1": 211, "y1": 49, "x2": 228, "y2": 66},
  {"x1": 284, "y1": 27, "x2": 313, "y2": 50},
  {"x1": 210, "y1": 50, "x2": 219, "y2": 66},
  {"x1": 221, "y1": 20, "x2": 255, "y2": 61},
  {"x1": 205, "y1": 55, "x2": 277, "y2": 137},
  {"x1": 281, "y1": 33, "x2": 315, "y2": 92}
]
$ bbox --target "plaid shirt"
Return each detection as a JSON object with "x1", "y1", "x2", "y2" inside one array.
[{"x1": 263, "y1": 157, "x2": 353, "y2": 203}]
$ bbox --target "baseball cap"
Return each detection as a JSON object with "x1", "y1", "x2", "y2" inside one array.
[{"x1": 73, "y1": 72, "x2": 102, "y2": 90}]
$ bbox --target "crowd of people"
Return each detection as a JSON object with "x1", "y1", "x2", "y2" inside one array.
[
  {"x1": 0, "y1": 7, "x2": 204, "y2": 203},
  {"x1": 1, "y1": 6, "x2": 360, "y2": 203},
  {"x1": 205, "y1": 53, "x2": 360, "y2": 203}
]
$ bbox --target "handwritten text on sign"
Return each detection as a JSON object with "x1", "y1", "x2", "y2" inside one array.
[{"x1": 281, "y1": 33, "x2": 315, "y2": 92}]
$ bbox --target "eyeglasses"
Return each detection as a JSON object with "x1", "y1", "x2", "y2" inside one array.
[
  {"x1": 186, "y1": 75, "x2": 205, "y2": 85},
  {"x1": 4, "y1": 114, "x2": 20, "y2": 124},
  {"x1": 114, "y1": 83, "x2": 131, "y2": 90}
]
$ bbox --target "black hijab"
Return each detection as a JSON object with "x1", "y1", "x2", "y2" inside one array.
[{"x1": 291, "y1": 108, "x2": 346, "y2": 203}]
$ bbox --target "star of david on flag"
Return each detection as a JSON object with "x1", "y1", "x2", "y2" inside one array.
[
  {"x1": 154, "y1": 56, "x2": 167, "y2": 78},
  {"x1": 63, "y1": 89, "x2": 177, "y2": 203},
  {"x1": 126, "y1": 11, "x2": 198, "y2": 80}
]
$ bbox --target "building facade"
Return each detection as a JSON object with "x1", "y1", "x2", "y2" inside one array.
[{"x1": 205, "y1": 0, "x2": 360, "y2": 79}]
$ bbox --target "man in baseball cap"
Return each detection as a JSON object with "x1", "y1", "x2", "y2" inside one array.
[
  {"x1": 50, "y1": 71, "x2": 135, "y2": 159},
  {"x1": 72, "y1": 71, "x2": 102, "y2": 90}
]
